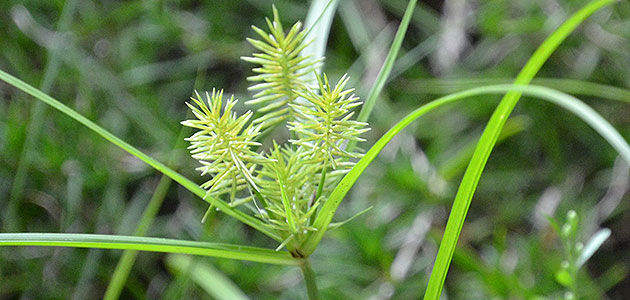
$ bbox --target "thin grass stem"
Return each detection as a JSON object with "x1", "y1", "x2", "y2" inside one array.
[{"x1": 300, "y1": 259, "x2": 320, "y2": 300}]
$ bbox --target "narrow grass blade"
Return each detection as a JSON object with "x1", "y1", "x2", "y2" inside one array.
[
  {"x1": 0, "y1": 233, "x2": 298, "y2": 265},
  {"x1": 0, "y1": 69, "x2": 281, "y2": 242},
  {"x1": 424, "y1": 1, "x2": 615, "y2": 298},
  {"x1": 353, "y1": 0, "x2": 417, "y2": 127},
  {"x1": 166, "y1": 254, "x2": 250, "y2": 300},
  {"x1": 301, "y1": 84, "x2": 630, "y2": 256},
  {"x1": 403, "y1": 78, "x2": 630, "y2": 104}
]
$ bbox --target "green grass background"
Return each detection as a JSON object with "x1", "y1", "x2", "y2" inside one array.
[{"x1": 1, "y1": 0, "x2": 629, "y2": 299}]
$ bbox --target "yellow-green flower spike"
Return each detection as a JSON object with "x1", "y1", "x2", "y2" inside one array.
[
  {"x1": 241, "y1": 5, "x2": 320, "y2": 129},
  {"x1": 289, "y1": 73, "x2": 370, "y2": 169},
  {"x1": 182, "y1": 89, "x2": 266, "y2": 203}
]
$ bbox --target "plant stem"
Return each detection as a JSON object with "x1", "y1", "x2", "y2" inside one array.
[{"x1": 300, "y1": 259, "x2": 320, "y2": 300}]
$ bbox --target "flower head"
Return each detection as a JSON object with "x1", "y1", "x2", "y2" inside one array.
[
  {"x1": 183, "y1": 9, "x2": 371, "y2": 251},
  {"x1": 182, "y1": 89, "x2": 266, "y2": 202},
  {"x1": 241, "y1": 5, "x2": 320, "y2": 128},
  {"x1": 289, "y1": 73, "x2": 370, "y2": 169}
]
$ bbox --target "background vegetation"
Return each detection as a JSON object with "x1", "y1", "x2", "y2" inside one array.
[{"x1": 0, "y1": 0, "x2": 629, "y2": 299}]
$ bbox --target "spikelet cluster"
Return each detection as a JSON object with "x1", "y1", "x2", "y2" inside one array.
[
  {"x1": 181, "y1": 90, "x2": 266, "y2": 201},
  {"x1": 183, "y1": 8, "x2": 370, "y2": 250},
  {"x1": 241, "y1": 5, "x2": 319, "y2": 128},
  {"x1": 255, "y1": 144, "x2": 321, "y2": 235},
  {"x1": 289, "y1": 74, "x2": 369, "y2": 169}
]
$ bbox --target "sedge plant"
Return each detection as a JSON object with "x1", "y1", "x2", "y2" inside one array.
[
  {"x1": 180, "y1": 6, "x2": 370, "y2": 259},
  {"x1": 1, "y1": 1, "x2": 629, "y2": 299}
]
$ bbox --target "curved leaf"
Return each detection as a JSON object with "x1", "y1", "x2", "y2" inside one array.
[
  {"x1": 0, "y1": 233, "x2": 298, "y2": 265},
  {"x1": 301, "y1": 84, "x2": 630, "y2": 255},
  {"x1": 423, "y1": 1, "x2": 615, "y2": 298},
  {"x1": 402, "y1": 78, "x2": 630, "y2": 104},
  {"x1": 0, "y1": 69, "x2": 281, "y2": 242}
]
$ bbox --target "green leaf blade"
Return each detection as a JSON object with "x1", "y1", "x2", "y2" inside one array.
[
  {"x1": 0, "y1": 69, "x2": 281, "y2": 242},
  {"x1": 0, "y1": 233, "x2": 298, "y2": 266},
  {"x1": 354, "y1": 0, "x2": 417, "y2": 126},
  {"x1": 424, "y1": 1, "x2": 617, "y2": 298},
  {"x1": 301, "y1": 84, "x2": 630, "y2": 257}
]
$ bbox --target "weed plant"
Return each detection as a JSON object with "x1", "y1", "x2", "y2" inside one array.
[{"x1": 0, "y1": 0, "x2": 629, "y2": 299}]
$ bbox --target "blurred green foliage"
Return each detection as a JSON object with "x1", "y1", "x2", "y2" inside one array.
[{"x1": 1, "y1": 0, "x2": 629, "y2": 299}]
